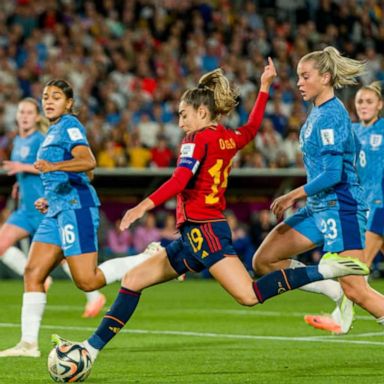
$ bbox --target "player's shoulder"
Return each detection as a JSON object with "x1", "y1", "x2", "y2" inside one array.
[
  {"x1": 33, "y1": 130, "x2": 46, "y2": 142},
  {"x1": 376, "y1": 117, "x2": 384, "y2": 129},
  {"x1": 190, "y1": 125, "x2": 224, "y2": 142},
  {"x1": 60, "y1": 114, "x2": 83, "y2": 129}
]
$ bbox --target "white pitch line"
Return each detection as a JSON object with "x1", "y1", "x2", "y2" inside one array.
[
  {"x1": 2, "y1": 304, "x2": 375, "y2": 321},
  {"x1": 0, "y1": 322, "x2": 383, "y2": 347}
]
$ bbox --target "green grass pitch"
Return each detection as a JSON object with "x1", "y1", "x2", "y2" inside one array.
[{"x1": 0, "y1": 278, "x2": 383, "y2": 384}]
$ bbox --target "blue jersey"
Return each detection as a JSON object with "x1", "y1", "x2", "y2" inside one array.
[
  {"x1": 299, "y1": 97, "x2": 366, "y2": 212},
  {"x1": 11, "y1": 130, "x2": 45, "y2": 212},
  {"x1": 37, "y1": 114, "x2": 100, "y2": 217},
  {"x1": 353, "y1": 118, "x2": 384, "y2": 207}
]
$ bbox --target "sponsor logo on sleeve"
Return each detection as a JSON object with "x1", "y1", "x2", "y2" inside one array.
[
  {"x1": 67, "y1": 127, "x2": 84, "y2": 141},
  {"x1": 320, "y1": 129, "x2": 334, "y2": 145},
  {"x1": 180, "y1": 143, "x2": 195, "y2": 158}
]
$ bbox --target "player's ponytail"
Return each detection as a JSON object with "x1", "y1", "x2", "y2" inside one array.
[
  {"x1": 300, "y1": 46, "x2": 366, "y2": 89},
  {"x1": 181, "y1": 68, "x2": 239, "y2": 121}
]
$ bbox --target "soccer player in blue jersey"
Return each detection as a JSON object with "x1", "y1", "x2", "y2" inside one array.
[
  {"x1": 0, "y1": 98, "x2": 47, "y2": 279},
  {"x1": 305, "y1": 80, "x2": 384, "y2": 333},
  {"x1": 50, "y1": 60, "x2": 368, "y2": 371},
  {"x1": 0, "y1": 80, "x2": 157, "y2": 358},
  {"x1": 1, "y1": 97, "x2": 107, "y2": 319},
  {"x1": 252, "y1": 47, "x2": 384, "y2": 334}
]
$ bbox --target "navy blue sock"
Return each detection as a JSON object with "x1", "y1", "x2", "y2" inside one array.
[
  {"x1": 253, "y1": 266, "x2": 323, "y2": 303},
  {"x1": 88, "y1": 287, "x2": 141, "y2": 350}
]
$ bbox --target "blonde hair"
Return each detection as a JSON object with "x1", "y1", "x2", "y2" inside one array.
[
  {"x1": 181, "y1": 68, "x2": 239, "y2": 120},
  {"x1": 19, "y1": 97, "x2": 49, "y2": 133},
  {"x1": 300, "y1": 46, "x2": 366, "y2": 89},
  {"x1": 359, "y1": 81, "x2": 382, "y2": 100}
]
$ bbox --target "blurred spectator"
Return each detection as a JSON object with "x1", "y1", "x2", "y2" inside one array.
[
  {"x1": 97, "y1": 138, "x2": 127, "y2": 168},
  {"x1": 0, "y1": 0, "x2": 383, "y2": 170},
  {"x1": 151, "y1": 134, "x2": 174, "y2": 168},
  {"x1": 280, "y1": 128, "x2": 301, "y2": 167},
  {"x1": 159, "y1": 212, "x2": 180, "y2": 247},
  {"x1": 126, "y1": 132, "x2": 152, "y2": 168},
  {"x1": 105, "y1": 219, "x2": 134, "y2": 256},
  {"x1": 254, "y1": 118, "x2": 283, "y2": 166},
  {"x1": 226, "y1": 210, "x2": 255, "y2": 272},
  {"x1": 133, "y1": 212, "x2": 161, "y2": 253},
  {"x1": 250, "y1": 209, "x2": 276, "y2": 250}
]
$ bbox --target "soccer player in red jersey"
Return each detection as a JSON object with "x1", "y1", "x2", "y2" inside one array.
[{"x1": 52, "y1": 59, "x2": 368, "y2": 367}]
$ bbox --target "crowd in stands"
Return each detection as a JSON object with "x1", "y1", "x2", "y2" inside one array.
[
  {"x1": 0, "y1": 1, "x2": 384, "y2": 272},
  {"x1": 0, "y1": 0, "x2": 383, "y2": 169}
]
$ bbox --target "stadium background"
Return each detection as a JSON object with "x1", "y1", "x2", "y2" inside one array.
[{"x1": 0, "y1": 0, "x2": 383, "y2": 277}]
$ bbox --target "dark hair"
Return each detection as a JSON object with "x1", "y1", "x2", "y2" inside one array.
[
  {"x1": 44, "y1": 79, "x2": 74, "y2": 112},
  {"x1": 181, "y1": 68, "x2": 239, "y2": 121}
]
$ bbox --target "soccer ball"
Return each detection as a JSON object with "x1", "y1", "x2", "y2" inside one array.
[{"x1": 47, "y1": 343, "x2": 92, "y2": 382}]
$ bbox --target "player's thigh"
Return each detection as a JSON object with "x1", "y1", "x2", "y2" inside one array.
[
  {"x1": 209, "y1": 256, "x2": 256, "y2": 306},
  {"x1": 253, "y1": 217, "x2": 317, "y2": 271},
  {"x1": 363, "y1": 231, "x2": 383, "y2": 266},
  {"x1": 25, "y1": 241, "x2": 63, "y2": 288},
  {"x1": 66, "y1": 251, "x2": 99, "y2": 281},
  {"x1": 122, "y1": 249, "x2": 179, "y2": 291},
  {"x1": 0, "y1": 223, "x2": 29, "y2": 252}
]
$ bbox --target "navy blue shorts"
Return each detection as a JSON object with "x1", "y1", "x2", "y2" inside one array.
[
  {"x1": 166, "y1": 221, "x2": 237, "y2": 274},
  {"x1": 367, "y1": 205, "x2": 384, "y2": 236}
]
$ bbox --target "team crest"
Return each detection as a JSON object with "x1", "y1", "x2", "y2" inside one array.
[
  {"x1": 370, "y1": 134, "x2": 382, "y2": 148},
  {"x1": 42, "y1": 134, "x2": 54, "y2": 147},
  {"x1": 303, "y1": 122, "x2": 313, "y2": 139},
  {"x1": 20, "y1": 146, "x2": 30, "y2": 158}
]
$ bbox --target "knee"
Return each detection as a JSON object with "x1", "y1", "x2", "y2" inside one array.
[
  {"x1": 342, "y1": 284, "x2": 367, "y2": 306},
  {"x1": 121, "y1": 270, "x2": 141, "y2": 291},
  {"x1": 73, "y1": 277, "x2": 97, "y2": 292},
  {"x1": 24, "y1": 263, "x2": 40, "y2": 283},
  {"x1": 234, "y1": 292, "x2": 258, "y2": 307},
  {"x1": 252, "y1": 254, "x2": 273, "y2": 275}
]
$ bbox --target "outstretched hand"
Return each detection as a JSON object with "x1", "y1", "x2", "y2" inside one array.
[
  {"x1": 120, "y1": 205, "x2": 146, "y2": 231},
  {"x1": 270, "y1": 193, "x2": 295, "y2": 220},
  {"x1": 270, "y1": 187, "x2": 306, "y2": 220},
  {"x1": 119, "y1": 198, "x2": 155, "y2": 231},
  {"x1": 3, "y1": 161, "x2": 23, "y2": 175}
]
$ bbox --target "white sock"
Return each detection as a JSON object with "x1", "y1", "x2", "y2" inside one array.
[
  {"x1": 21, "y1": 292, "x2": 46, "y2": 345},
  {"x1": 61, "y1": 261, "x2": 72, "y2": 278},
  {"x1": 98, "y1": 253, "x2": 152, "y2": 285},
  {"x1": 85, "y1": 290, "x2": 102, "y2": 303},
  {"x1": 376, "y1": 316, "x2": 384, "y2": 325},
  {"x1": 1, "y1": 246, "x2": 27, "y2": 276},
  {"x1": 83, "y1": 340, "x2": 99, "y2": 361},
  {"x1": 290, "y1": 259, "x2": 343, "y2": 302}
]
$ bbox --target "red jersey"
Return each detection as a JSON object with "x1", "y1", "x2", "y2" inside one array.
[{"x1": 149, "y1": 91, "x2": 268, "y2": 227}]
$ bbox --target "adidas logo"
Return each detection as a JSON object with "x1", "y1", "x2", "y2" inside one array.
[
  {"x1": 109, "y1": 326, "x2": 121, "y2": 334},
  {"x1": 202, "y1": 250, "x2": 209, "y2": 258}
]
